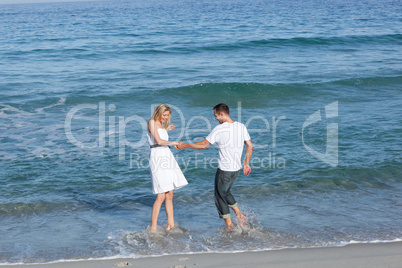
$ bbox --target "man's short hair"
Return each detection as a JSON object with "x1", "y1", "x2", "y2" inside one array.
[{"x1": 213, "y1": 103, "x2": 229, "y2": 115}]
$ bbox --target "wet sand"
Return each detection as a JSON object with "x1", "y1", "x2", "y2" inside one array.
[{"x1": 2, "y1": 241, "x2": 401, "y2": 268}]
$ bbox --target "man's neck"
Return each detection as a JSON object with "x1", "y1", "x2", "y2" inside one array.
[{"x1": 221, "y1": 116, "x2": 235, "y2": 124}]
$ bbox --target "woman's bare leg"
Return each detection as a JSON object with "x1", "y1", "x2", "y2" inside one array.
[
  {"x1": 165, "y1": 190, "x2": 175, "y2": 230},
  {"x1": 150, "y1": 193, "x2": 166, "y2": 230}
]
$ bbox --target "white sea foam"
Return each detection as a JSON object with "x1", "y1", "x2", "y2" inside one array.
[{"x1": 34, "y1": 98, "x2": 66, "y2": 113}]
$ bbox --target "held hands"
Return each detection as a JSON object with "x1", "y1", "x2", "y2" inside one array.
[
  {"x1": 174, "y1": 142, "x2": 185, "y2": 150},
  {"x1": 243, "y1": 164, "x2": 251, "y2": 176}
]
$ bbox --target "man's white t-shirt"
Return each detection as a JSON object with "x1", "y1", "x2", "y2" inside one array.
[{"x1": 206, "y1": 121, "x2": 251, "y2": 171}]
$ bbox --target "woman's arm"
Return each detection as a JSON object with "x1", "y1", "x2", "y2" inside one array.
[{"x1": 148, "y1": 120, "x2": 178, "y2": 146}]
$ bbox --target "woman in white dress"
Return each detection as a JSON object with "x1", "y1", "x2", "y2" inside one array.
[{"x1": 147, "y1": 103, "x2": 188, "y2": 231}]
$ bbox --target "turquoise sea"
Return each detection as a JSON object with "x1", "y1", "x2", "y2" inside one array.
[{"x1": 0, "y1": 0, "x2": 401, "y2": 264}]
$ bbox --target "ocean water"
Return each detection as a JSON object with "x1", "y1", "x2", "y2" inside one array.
[{"x1": 0, "y1": 0, "x2": 401, "y2": 264}]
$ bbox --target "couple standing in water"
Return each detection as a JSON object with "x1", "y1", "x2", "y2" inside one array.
[{"x1": 147, "y1": 103, "x2": 253, "y2": 231}]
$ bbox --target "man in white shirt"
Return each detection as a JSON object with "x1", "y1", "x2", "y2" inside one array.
[{"x1": 177, "y1": 103, "x2": 253, "y2": 230}]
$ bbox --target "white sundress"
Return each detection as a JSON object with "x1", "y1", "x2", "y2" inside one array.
[{"x1": 147, "y1": 128, "x2": 188, "y2": 194}]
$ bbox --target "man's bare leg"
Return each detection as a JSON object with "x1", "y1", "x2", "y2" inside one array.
[
  {"x1": 224, "y1": 218, "x2": 234, "y2": 230},
  {"x1": 232, "y1": 206, "x2": 246, "y2": 226}
]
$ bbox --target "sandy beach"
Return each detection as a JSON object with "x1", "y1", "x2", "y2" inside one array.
[{"x1": 2, "y1": 241, "x2": 401, "y2": 268}]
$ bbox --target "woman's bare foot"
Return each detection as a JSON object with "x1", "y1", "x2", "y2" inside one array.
[
  {"x1": 149, "y1": 225, "x2": 157, "y2": 231},
  {"x1": 166, "y1": 224, "x2": 175, "y2": 231}
]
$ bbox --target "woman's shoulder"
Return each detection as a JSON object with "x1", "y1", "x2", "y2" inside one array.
[
  {"x1": 148, "y1": 119, "x2": 163, "y2": 129},
  {"x1": 148, "y1": 119, "x2": 159, "y2": 125}
]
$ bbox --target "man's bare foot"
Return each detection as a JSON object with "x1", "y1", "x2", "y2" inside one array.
[{"x1": 236, "y1": 213, "x2": 247, "y2": 226}]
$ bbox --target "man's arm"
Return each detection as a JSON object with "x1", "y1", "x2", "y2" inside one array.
[
  {"x1": 243, "y1": 140, "x2": 253, "y2": 176},
  {"x1": 177, "y1": 139, "x2": 210, "y2": 150}
]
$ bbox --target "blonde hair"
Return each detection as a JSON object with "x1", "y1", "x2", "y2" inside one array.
[{"x1": 150, "y1": 103, "x2": 172, "y2": 129}]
